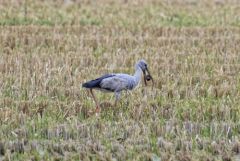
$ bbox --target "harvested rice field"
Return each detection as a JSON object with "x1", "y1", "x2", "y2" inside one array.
[{"x1": 0, "y1": 0, "x2": 240, "y2": 160}]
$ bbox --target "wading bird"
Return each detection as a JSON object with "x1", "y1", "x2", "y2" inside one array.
[{"x1": 82, "y1": 59, "x2": 153, "y2": 113}]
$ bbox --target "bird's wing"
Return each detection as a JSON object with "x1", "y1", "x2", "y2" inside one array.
[
  {"x1": 100, "y1": 76, "x2": 129, "y2": 92},
  {"x1": 82, "y1": 74, "x2": 115, "y2": 88}
]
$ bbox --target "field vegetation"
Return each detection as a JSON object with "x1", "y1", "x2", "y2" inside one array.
[{"x1": 0, "y1": 0, "x2": 240, "y2": 160}]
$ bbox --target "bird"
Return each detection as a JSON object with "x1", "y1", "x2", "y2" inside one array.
[{"x1": 82, "y1": 59, "x2": 153, "y2": 113}]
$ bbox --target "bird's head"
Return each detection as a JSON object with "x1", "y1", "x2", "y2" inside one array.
[
  {"x1": 137, "y1": 59, "x2": 148, "y2": 71},
  {"x1": 136, "y1": 59, "x2": 154, "y2": 87}
]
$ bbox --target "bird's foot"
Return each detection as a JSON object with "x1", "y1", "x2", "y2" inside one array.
[
  {"x1": 95, "y1": 107, "x2": 101, "y2": 113},
  {"x1": 86, "y1": 107, "x2": 101, "y2": 117}
]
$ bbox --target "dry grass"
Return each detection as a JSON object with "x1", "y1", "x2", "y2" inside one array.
[{"x1": 0, "y1": 0, "x2": 240, "y2": 160}]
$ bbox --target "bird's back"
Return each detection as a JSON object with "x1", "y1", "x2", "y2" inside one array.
[
  {"x1": 82, "y1": 73, "x2": 137, "y2": 92},
  {"x1": 101, "y1": 73, "x2": 136, "y2": 91}
]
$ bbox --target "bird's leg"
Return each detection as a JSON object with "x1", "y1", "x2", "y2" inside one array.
[
  {"x1": 125, "y1": 90, "x2": 131, "y2": 106},
  {"x1": 89, "y1": 89, "x2": 100, "y2": 113},
  {"x1": 114, "y1": 92, "x2": 121, "y2": 107}
]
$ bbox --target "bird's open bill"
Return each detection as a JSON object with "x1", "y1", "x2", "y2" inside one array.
[{"x1": 143, "y1": 68, "x2": 154, "y2": 89}]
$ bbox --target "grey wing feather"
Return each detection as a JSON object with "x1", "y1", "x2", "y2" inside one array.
[{"x1": 100, "y1": 76, "x2": 129, "y2": 92}]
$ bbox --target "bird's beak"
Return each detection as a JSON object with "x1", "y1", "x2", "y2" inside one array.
[{"x1": 143, "y1": 67, "x2": 154, "y2": 88}]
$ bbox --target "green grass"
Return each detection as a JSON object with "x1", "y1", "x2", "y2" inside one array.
[
  {"x1": 0, "y1": 18, "x2": 54, "y2": 26},
  {"x1": 0, "y1": 0, "x2": 239, "y2": 27}
]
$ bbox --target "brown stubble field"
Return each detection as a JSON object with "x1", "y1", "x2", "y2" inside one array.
[{"x1": 0, "y1": 0, "x2": 240, "y2": 160}]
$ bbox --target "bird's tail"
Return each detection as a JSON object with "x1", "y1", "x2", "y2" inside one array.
[
  {"x1": 82, "y1": 79, "x2": 102, "y2": 88},
  {"x1": 82, "y1": 82, "x2": 92, "y2": 88}
]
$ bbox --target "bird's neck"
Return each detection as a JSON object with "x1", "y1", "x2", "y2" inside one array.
[{"x1": 133, "y1": 66, "x2": 142, "y2": 84}]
